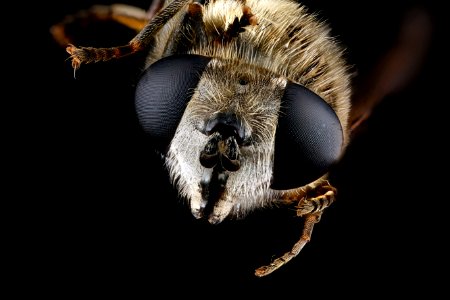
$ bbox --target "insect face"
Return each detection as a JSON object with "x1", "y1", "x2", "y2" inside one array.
[
  {"x1": 135, "y1": 54, "x2": 344, "y2": 225},
  {"x1": 53, "y1": 0, "x2": 352, "y2": 277},
  {"x1": 165, "y1": 59, "x2": 287, "y2": 223}
]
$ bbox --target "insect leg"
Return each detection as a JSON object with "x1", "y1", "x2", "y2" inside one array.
[
  {"x1": 296, "y1": 180, "x2": 337, "y2": 216},
  {"x1": 276, "y1": 179, "x2": 336, "y2": 215},
  {"x1": 146, "y1": 0, "x2": 166, "y2": 21},
  {"x1": 50, "y1": 4, "x2": 150, "y2": 48},
  {"x1": 106, "y1": 4, "x2": 151, "y2": 31},
  {"x1": 255, "y1": 179, "x2": 336, "y2": 276},
  {"x1": 255, "y1": 212, "x2": 322, "y2": 277},
  {"x1": 66, "y1": 0, "x2": 193, "y2": 69},
  {"x1": 162, "y1": 2, "x2": 208, "y2": 56}
]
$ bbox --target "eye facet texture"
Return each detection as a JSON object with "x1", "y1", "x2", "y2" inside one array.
[
  {"x1": 270, "y1": 82, "x2": 343, "y2": 190},
  {"x1": 135, "y1": 54, "x2": 211, "y2": 151}
]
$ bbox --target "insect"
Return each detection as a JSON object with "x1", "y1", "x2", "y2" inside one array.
[{"x1": 50, "y1": 0, "x2": 428, "y2": 277}]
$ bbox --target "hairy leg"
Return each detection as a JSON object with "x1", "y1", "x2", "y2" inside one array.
[
  {"x1": 255, "y1": 179, "x2": 336, "y2": 277},
  {"x1": 66, "y1": 0, "x2": 192, "y2": 69},
  {"x1": 255, "y1": 212, "x2": 323, "y2": 277},
  {"x1": 50, "y1": 4, "x2": 152, "y2": 47}
]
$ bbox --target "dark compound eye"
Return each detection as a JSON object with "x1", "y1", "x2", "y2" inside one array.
[
  {"x1": 135, "y1": 54, "x2": 211, "y2": 152},
  {"x1": 270, "y1": 82, "x2": 343, "y2": 190}
]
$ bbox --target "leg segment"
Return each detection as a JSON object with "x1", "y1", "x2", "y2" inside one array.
[
  {"x1": 162, "y1": 2, "x2": 207, "y2": 56},
  {"x1": 255, "y1": 179, "x2": 337, "y2": 277},
  {"x1": 255, "y1": 212, "x2": 322, "y2": 277},
  {"x1": 296, "y1": 180, "x2": 336, "y2": 216},
  {"x1": 67, "y1": 0, "x2": 193, "y2": 69},
  {"x1": 277, "y1": 178, "x2": 336, "y2": 216},
  {"x1": 146, "y1": 0, "x2": 166, "y2": 21},
  {"x1": 50, "y1": 4, "x2": 151, "y2": 48}
]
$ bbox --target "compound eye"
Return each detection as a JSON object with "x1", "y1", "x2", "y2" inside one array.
[
  {"x1": 270, "y1": 82, "x2": 343, "y2": 190},
  {"x1": 135, "y1": 54, "x2": 211, "y2": 152}
]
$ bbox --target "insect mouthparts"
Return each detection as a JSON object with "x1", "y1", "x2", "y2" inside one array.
[
  {"x1": 204, "y1": 112, "x2": 245, "y2": 145},
  {"x1": 200, "y1": 112, "x2": 244, "y2": 172},
  {"x1": 199, "y1": 132, "x2": 241, "y2": 172}
]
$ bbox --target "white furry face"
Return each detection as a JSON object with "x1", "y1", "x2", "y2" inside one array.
[{"x1": 166, "y1": 58, "x2": 287, "y2": 223}]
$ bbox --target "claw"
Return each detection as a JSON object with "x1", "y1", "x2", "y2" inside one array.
[
  {"x1": 296, "y1": 201, "x2": 314, "y2": 216},
  {"x1": 66, "y1": 44, "x2": 81, "y2": 70}
]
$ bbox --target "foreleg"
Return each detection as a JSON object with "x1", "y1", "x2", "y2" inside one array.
[
  {"x1": 50, "y1": 3, "x2": 152, "y2": 47},
  {"x1": 255, "y1": 179, "x2": 337, "y2": 277},
  {"x1": 66, "y1": 0, "x2": 192, "y2": 69}
]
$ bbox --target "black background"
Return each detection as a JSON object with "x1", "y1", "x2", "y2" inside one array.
[{"x1": 12, "y1": 0, "x2": 445, "y2": 297}]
